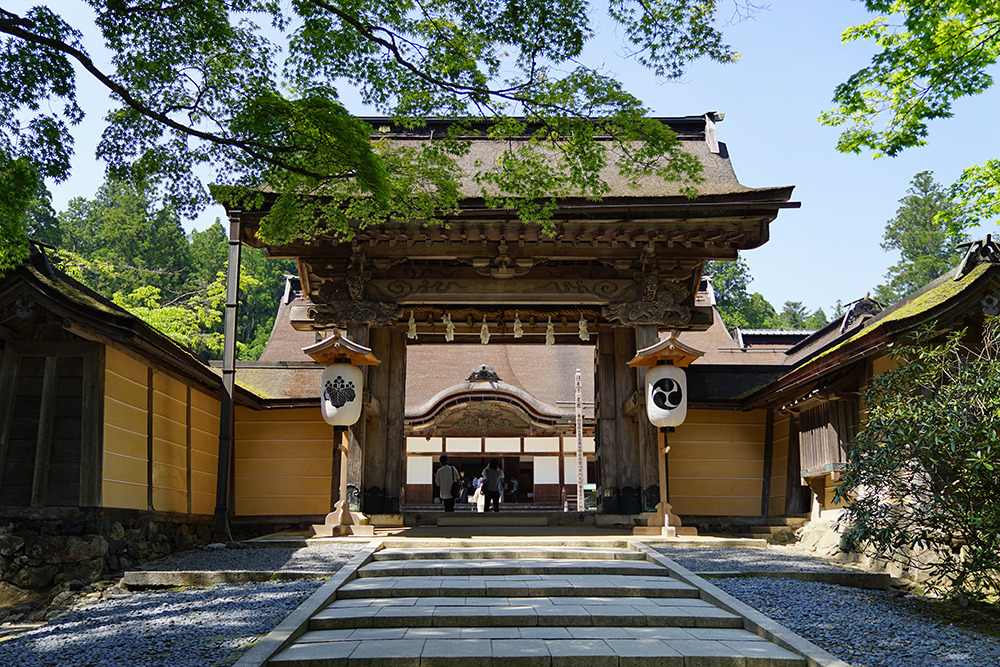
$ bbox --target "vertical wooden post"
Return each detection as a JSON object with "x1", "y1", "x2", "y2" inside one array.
[
  {"x1": 213, "y1": 210, "x2": 242, "y2": 539},
  {"x1": 79, "y1": 345, "x2": 104, "y2": 507},
  {"x1": 325, "y1": 426, "x2": 355, "y2": 526},
  {"x1": 31, "y1": 356, "x2": 58, "y2": 508},
  {"x1": 635, "y1": 325, "x2": 659, "y2": 491},
  {"x1": 146, "y1": 367, "x2": 154, "y2": 511},
  {"x1": 0, "y1": 348, "x2": 22, "y2": 488},
  {"x1": 595, "y1": 330, "x2": 618, "y2": 493},
  {"x1": 760, "y1": 408, "x2": 775, "y2": 517},
  {"x1": 346, "y1": 324, "x2": 369, "y2": 490},
  {"x1": 384, "y1": 329, "x2": 406, "y2": 508},
  {"x1": 646, "y1": 427, "x2": 679, "y2": 536}
]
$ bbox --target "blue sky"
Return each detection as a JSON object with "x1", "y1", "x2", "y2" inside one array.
[{"x1": 16, "y1": 1, "x2": 1000, "y2": 316}]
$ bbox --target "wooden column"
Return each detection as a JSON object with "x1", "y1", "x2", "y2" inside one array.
[
  {"x1": 346, "y1": 324, "x2": 369, "y2": 491},
  {"x1": 760, "y1": 408, "x2": 775, "y2": 517},
  {"x1": 365, "y1": 326, "x2": 407, "y2": 510},
  {"x1": 595, "y1": 330, "x2": 619, "y2": 492},
  {"x1": 785, "y1": 414, "x2": 810, "y2": 514},
  {"x1": 595, "y1": 327, "x2": 642, "y2": 492},
  {"x1": 635, "y1": 325, "x2": 659, "y2": 491},
  {"x1": 30, "y1": 357, "x2": 58, "y2": 507},
  {"x1": 79, "y1": 345, "x2": 104, "y2": 507},
  {"x1": 0, "y1": 348, "x2": 22, "y2": 484},
  {"x1": 613, "y1": 327, "x2": 640, "y2": 489}
]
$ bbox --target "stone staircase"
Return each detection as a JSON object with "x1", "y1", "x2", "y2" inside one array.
[
  {"x1": 679, "y1": 516, "x2": 810, "y2": 545},
  {"x1": 254, "y1": 540, "x2": 825, "y2": 666}
]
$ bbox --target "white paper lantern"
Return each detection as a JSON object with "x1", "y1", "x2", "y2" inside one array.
[
  {"x1": 320, "y1": 364, "x2": 364, "y2": 426},
  {"x1": 645, "y1": 364, "x2": 687, "y2": 427}
]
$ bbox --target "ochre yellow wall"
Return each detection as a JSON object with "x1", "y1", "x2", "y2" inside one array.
[
  {"x1": 103, "y1": 348, "x2": 149, "y2": 510},
  {"x1": 102, "y1": 347, "x2": 219, "y2": 515},
  {"x1": 233, "y1": 406, "x2": 334, "y2": 516},
  {"x1": 190, "y1": 389, "x2": 220, "y2": 515},
  {"x1": 151, "y1": 373, "x2": 187, "y2": 513},
  {"x1": 769, "y1": 414, "x2": 790, "y2": 516},
  {"x1": 668, "y1": 408, "x2": 766, "y2": 516}
]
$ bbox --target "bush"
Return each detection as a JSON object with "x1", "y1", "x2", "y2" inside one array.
[{"x1": 836, "y1": 319, "x2": 1000, "y2": 601}]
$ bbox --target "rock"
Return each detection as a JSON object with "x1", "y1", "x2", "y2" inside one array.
[
  {"x1": 102, "y1": 586, "x2": 130, "y2": 599},
  {"x1": 55, "y1": 558, "x2": 106, "y2": 585},
  {"x1": 52, "y1": 591, "x2": 75, "y2": 607},
  {"x1": 0, "y1": 534, "x2": 25, "y2": 557},
  {"x1": 12, "y1": 564, "x2": 58, "y2": 589},
  {"x1": 60, "y1": 521, "x2": 87, "y2": 537},
  {"x1": 25, "y1": 535, "x2": 109, "y2": 564},
  {"x1": 69, "y1": 579, "x2": 86, "y2": 591},
  {"x1": 205, "y1": 543, "x2": 226, "y2": 550}
]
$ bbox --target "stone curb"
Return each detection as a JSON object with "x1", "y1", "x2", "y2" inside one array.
[
  {"x1": 631, "y1": 541, "x2": 853, "y2": 667},
  {"x1": 122, "y1": 570, "x2": 335, "y2": 588},
  {"x1": 233, "y1": 539, "x2": 384, "y2": 667},
  {"x1": 696, "y1": 570, "x2": 894, "y2": 590}
]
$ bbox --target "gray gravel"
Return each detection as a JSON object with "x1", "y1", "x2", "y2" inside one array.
[
  {"x1": 715, "y1": 577, "x2": 1000, "y2": 667},
  {"x1": 140, "y1": 543, "x2": 366, "y2": 573},
  {"x1": 2, "y1": 543, "x2": 997, "y2": 666},
  {"x1": 655, "y1": 545, "x2": 850, "y2": 573},
  {"x1": 0, "y1": 579, "x2": 323, "y2": 667}
]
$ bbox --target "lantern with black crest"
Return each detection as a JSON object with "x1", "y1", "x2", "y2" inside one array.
[
  {"x1": 302, "y1": 331, "x2": 380, "y2": 426},
  {"x1": 629, "y1": 332, "x2": 703, "y2": 427}
]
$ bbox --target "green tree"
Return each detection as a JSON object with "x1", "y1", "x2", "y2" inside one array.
[
  {"x1": 874, "y1": 171, "x2": 968, "y2": 304},
  {"x1": 835, "y1": 321, "x2": 1000, "y2": 601},
  {"x1": 0, "y1": 2, "x2": 751, "y2": 272},
  {"x1": 822, "y1": 2, "x2": 1000, "y2": 231},
  {"x1": 765, "y1": 301, "x2": 808, "y2": 329},
  {"x1": 704, "y1": 258, "x2": 776, "y2": 330},
  {"x1": 56, "y1": 180, "x2": 192, "y2": 298}
]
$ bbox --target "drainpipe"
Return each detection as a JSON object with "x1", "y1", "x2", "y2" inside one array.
[{"x1": 213, "y1": 210, "x2": 242, "y2": 540}]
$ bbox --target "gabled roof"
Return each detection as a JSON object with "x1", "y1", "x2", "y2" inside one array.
[{"x1": 745, "y1": 254, "x2": 1000, "y2": 408}]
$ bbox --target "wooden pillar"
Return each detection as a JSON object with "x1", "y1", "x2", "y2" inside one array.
[
  {"x1": 346, "y1": 324, "x2": 369, "y2": 491},
  {"x1": 613, "y1": 327, "x2": 640, "y2": 489},
  {"x1": 0, "y1": 348, "x2": 22, "y2": 487},
  {"x1": 595, "y1": 330, "x2": 618, "y2": 492},
  {"x1": 30, "y1": 357, "x2": 58, "y2": 508},
  {"x1": 785, "y1": 414, "x2": 810, "y2": 514},
  {"x1": 635, "y1": 325, "x2": 659, "y2": 492},
  {"x1": 365, "y1": 326, "x2": 407, "y2": 510},
  {"x1": 79, "y1": 345, "x2": 104, "y2": 507},
  {"x1": 595, "y1": 327, "x2": 642, "y2": 492},
  {"x1": 760, "y1": 408, "x2": 775, "y2": 517}
]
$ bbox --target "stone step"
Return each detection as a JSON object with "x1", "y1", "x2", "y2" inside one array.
[
  {"x1": 356, "y1": 558, "x2": 667, "y2": 578},
  {"x1": 374, "y1": 547, "x2": 646, "y2": 561},
  {"x1": 311, "y1": 597, "x2": 741, "y2": 630},
  {"x1": 437, "y1": 515, "x2": 551, "y2": 526},
  {"x1": 270, "y1": 627, "x2": 807, "y2": 666},
  {"x1": 334, "y1": 574, "x2": 700, "y2": 600}
]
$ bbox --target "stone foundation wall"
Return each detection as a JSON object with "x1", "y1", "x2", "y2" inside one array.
[{"x1": 0, "y1": 508, "x2": 213, "y2": 591}]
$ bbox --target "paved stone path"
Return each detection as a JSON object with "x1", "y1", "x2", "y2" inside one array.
[{"x1": 242, "y1": 540, "x2": 847, "y2": 666}]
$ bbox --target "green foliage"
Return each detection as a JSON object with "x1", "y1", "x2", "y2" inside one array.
[
  {"x1": 761, "y1": 301, "x2": 828, "y2": 330},
  {"x1": 836, "y1": 320, "x2": 1000, "y2": 601},
  {"x1": 822, "y1": 3, "x2": 1000, "y2": 228},
  {"x1": 704, "y1": 259, "x2": 776, "y2": 330},
  {"x1": 875, "y1": 171, "x2": 968, "y2": 304},
  {"x1": 0, "y1": 1, "x2": 747, "y2": 267},
  {"x1": 111, "y1": 284, "x2": 224, "y2": 356}
]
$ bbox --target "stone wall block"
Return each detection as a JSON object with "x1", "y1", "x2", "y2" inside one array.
[
  {"x1": 0, "y1": 534, "x2": 25, "y2": 557},
  {"x1": 25, "y1": 535, "x2": 109, "y2": 564},
  {"x1": 12, "y1": 564, "x2": 58, "y2": 589}
]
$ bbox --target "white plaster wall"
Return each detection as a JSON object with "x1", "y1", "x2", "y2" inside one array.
[
  {"x1": 406, "y1": 456, "x2": 433, "y2": 484},
  {"x1": 534, "y1": 457, "x2": 560, "y2": 484},
  {"x1": 563, "y1": 456, "x2": 589, "y2": 485},
  {"x1": 524, "y1": 437, "x2": 560, "y2": 453},
  {"x1": 406, "y1": 437, "x2": 442, "y2": 453}
]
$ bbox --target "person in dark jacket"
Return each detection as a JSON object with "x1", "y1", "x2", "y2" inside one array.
[{"x1": 480, "y1": 458, "x2": 504, "y2": 512}]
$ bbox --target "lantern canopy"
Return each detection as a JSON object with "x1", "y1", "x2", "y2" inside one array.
[
  {"x1": 628, "y1": 331, "x2": 704, "y2": 428},
  {"x1": 302, "y1": 331, "x2": 380, "y2": 426}
]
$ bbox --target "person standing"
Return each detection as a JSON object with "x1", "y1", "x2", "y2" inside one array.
[
  {"x1": 435, "y1": 454, "x2": 461, "y2": 512},
  {"x1": 480, "y1": 458, "x2": 504, "y2": 512}
]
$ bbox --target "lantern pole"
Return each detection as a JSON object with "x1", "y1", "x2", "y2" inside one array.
[
  {"x1": 628, "y1": 333, "x2": 703, "y2": 538},
  {"x1": 326, "y1": 423, "x2": 354, "y2": 527},
  {"x1": 302, "y1": 331, "x2": 380, "y2": 537}
]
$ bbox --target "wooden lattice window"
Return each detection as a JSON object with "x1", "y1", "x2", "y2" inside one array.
[{"x1": 799, "y1": 397, "x2": 859, "y2": 478}]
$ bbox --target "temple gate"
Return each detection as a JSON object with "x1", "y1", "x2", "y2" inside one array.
[{"x1": 221, "y1": 115, "x2": 797, "y2": 512}]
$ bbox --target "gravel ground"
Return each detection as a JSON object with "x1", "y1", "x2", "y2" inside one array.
[
  {"x1": 0, "y1": 579, "x2": 323, "y2": 667},
  {"x1": 2, "y1": 543, "x2": 997, "y2": 666},
  {"x1": 654, "y1": 544, "x2": 850, "y2": 573},
  {"x1": 139, "y1": 543, "x2": 366, "y2": 572},
  {"x1": 714, "y1": 577, "x2": 1000, "y2": 667}
]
